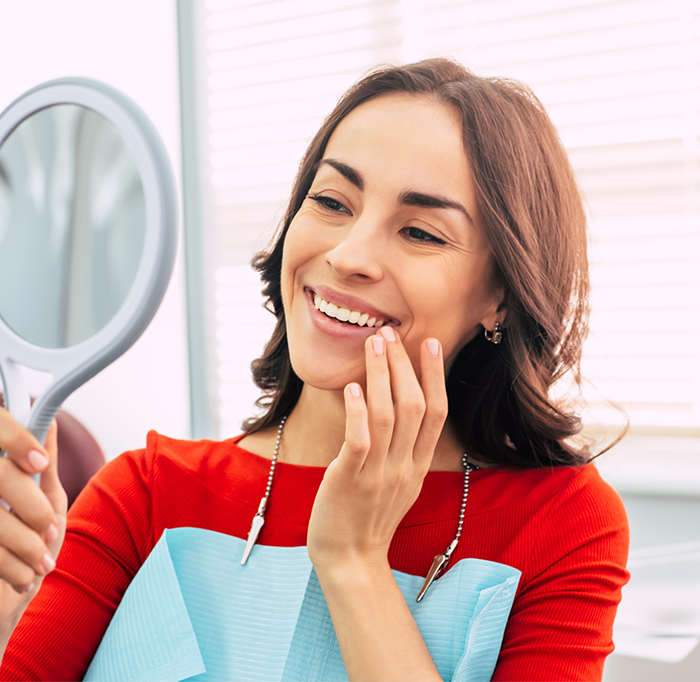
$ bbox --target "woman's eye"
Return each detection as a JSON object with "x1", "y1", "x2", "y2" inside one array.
[
  {"x1": 402, "y1": 226, "x2": 446, "y2": 245},
  {"x1": 308, "y1": 194, "x2": 350, "y2": 214}
]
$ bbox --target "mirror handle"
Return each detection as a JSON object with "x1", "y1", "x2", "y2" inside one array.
[
  {"x1": 28, "y1": 405, "x2": 59, "y2": 485},
  {"x1": 0, "y1": 359, "x2": 31, "y2": 427}
]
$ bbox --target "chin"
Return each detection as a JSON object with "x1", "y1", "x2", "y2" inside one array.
[{"x1": 289, "y1": 351, "x2": 365, "y2": 393}]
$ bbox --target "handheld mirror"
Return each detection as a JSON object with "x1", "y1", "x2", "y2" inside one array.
[{"x1": 0, "y1": 77, "x2": 178, "y2": 482}]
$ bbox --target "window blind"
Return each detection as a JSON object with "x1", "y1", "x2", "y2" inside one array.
[
  {"x1": 417, "y1": 0, "x2": 700, "y2": 430},
  {"x1": 203, "y1": 0, "x2": 405, "y2": 434},
  {"x1": 197, "y1": 0, "x2": 700, "y2": 437}
]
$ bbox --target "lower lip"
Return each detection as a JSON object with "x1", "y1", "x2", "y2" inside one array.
[{"x1": 305, "y1": 290, "x2": 388, "y2": 339}]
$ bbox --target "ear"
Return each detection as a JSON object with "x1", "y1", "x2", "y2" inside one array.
[{"x1": 480, "y1": 286, "x2": 507, "y2": 332}]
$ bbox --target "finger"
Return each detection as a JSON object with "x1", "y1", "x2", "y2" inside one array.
[
  {"x1": 0, "y1": 545, "x2": 38, "y2": 594},
  {"x1": 378, "y1": 326, "x2": 425, "y2": 459},
  {"x1": 413, "y1": 338, "x2": 449, "y2": 469},
  {"x1": 334, "y1": 383, "x2": 371, "y2": 473},
  {"x1": 40, "y1": 420, "x2": 67, "y2": 521},
  {"x1": 364, "y1": 334, "x2": 394, "y2": 468},
  {"x1": 0, "y1": 407, "x2": 50, "y2": 475},
  {"x1": 0, "y1": 457, "x2": 56, "y2": 536},
  {"x1": 0, "y1": 506, "x2": 55, "y2": 579}
]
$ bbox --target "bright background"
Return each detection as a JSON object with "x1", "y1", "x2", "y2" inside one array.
[
  {"x1": 185, "y1": 0, "x2": 700, "y2": 500},
  {"x1": 0, "y1": 0, "x2": 190, "y2": 459},
  {"x1": 1, "y1": 1, "x2": 699, "y2": 679}
]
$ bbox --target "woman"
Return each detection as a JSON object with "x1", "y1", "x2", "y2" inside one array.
[{"x1": 0, "y1": 59, "x2": 628, "y2": 681}]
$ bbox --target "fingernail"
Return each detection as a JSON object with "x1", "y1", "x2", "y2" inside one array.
[
  {"x1": 42, "y1": 553, "x2": 56, "y2": 574},
  {"x1": 21, "y1": 582, "x2": 35, "y2": 594},
  {"x1": 28, "y1": 450, "x2": 49, "y2": 471},
  {"x1": 371, "y1": 336, "x2": 384, "y2": 355},
  {"x1": 380, "y1": 326, "x2": 396, "y2": 342},
  {"x1": 45, "y1": 523, "x2": 58, "y2": 544},
  {"x1": 427, "y1": 339, "x2": 440, "y2": 357},
  {"x1": 348, "y1": 383, "x2": 361, "y2": 398}
]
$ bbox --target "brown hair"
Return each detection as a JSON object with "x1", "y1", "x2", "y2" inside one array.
[{"x1": 244, "y1": 58, "x2": 590, "y2": 468}]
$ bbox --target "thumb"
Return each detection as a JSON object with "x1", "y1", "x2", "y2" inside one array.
[{"x1": 39, "y1": 420, "x2": 68, "y2": 553}]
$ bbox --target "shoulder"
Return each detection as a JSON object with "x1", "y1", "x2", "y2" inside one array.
[
  {"x1": 68, "y1": 432, "x2": 269, "y2": 553},
  {"x1": 145, "y1": 430, "x2": 240, "y2": 466},
  {"x1": 73, "y1": 431, "x2": 266, "y2": 520},
  {"x1": 462, "y1": 463, "x2": 629, "y2": 580},
  {"x1": 91, "y1": 431, "x2": 276, "y2": 516},
  {"x1": 466, "y1": 461, "x2": 628, "y2": 524},
  {"x1": 538, "y1": 463, "x2": 629, "y2": 535},
  {"x1": 504, "y1": 462, "x2": 629, "y2": 548},
  {"x1": 95, "y1": 431, "x2": 256, "y2": 484},
  {"x1": 517, "y1": 463, "x2": 630, "y2": 578}
]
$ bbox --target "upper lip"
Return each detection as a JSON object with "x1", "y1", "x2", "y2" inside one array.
[{"x1": 306, "y1": 285, "x2": 400, "y2": 325}]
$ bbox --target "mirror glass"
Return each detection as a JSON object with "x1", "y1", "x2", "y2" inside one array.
[{"x1": 0, "y1": 104, "x2": 146, "y2": 348}]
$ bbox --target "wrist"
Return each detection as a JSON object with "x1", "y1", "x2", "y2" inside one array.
[
  {"x1": 312, "y1": 551, "x2": 392, "y2": 590},
  {"x1": 0, "y1": 601, "x2": 28, "y2": 660}
]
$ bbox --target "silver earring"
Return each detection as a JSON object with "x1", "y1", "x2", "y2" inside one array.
[{"x1": 484, "y1": 322, "x2": 503, "y2": 345}]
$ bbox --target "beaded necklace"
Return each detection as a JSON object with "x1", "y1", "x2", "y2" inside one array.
[{"x1": 240, "y1": 416, "x2": 474, "y2": 602}]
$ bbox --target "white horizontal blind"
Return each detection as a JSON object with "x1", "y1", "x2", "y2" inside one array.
[
  {"x1": 203, "y1": 0, "x2": 405, "y2": 435},
  {"x1": 198, "y1": 0, "x2": 700, "y2": 436},
  {"x1": 416, "y1": 0, "x2": 700, "y2": 429}
]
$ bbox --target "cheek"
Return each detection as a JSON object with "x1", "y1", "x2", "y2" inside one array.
[
  {"x1": 280, "y1": 240, "x2": 294, "y2": 312},
  {"x1": 401, "y1": 267, "x2": 491, "y2": 361},
  {"x1": 280, "y1": 221, "x2": 313, "y2": 307}
]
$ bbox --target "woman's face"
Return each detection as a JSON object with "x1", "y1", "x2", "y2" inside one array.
[{"x1": 281, "y1": 93, "x2": 502, "y2": 390}]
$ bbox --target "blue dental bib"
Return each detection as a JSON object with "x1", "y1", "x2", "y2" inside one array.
[{"x1": 84, "y1": 528, "x2": 520, "y2": 681}]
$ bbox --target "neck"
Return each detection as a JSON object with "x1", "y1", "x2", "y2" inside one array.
[{"x1": 280, "y1": 385, "x2": 347, "y2": 467}]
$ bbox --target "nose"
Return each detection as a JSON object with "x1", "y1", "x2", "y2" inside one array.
[{"x1": 325, "y1": 217, "x2": 385, "y2": 281}]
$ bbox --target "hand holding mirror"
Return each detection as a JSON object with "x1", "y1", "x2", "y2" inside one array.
[{"x1": 0, "y1": 78, "x2": 178, "y2": 483}]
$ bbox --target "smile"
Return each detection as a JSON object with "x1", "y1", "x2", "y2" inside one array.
[
  {"x1": 314, "y1": 293, "x2": 386, "y2": 327},
  {"x1": 307, "y1": 289, "x2": 399, "y2": 329}
]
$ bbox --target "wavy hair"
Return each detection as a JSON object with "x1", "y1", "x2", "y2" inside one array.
[{"x1": 243, "y1": 59, "x2": 591, "y2": 468}]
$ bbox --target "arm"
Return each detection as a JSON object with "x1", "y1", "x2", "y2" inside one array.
[
  {"x1": 492, "y1": 471, "x2": 630, "y2": 682},
  {"x1": 0, "y1": 412, "x2": 65, "y2": 664},
  {"x1": 0, "y1": 440, "x2": 153, "y2": 681},
  {"x1": 308, "y1": 327, "x2": 629, "y2": 681},
  {"x1": 317, "y1": 559, "x2": 441, "y2": 681},
  {"x1": 308, "y1": 329, "x2": 447, "y2": 681}
]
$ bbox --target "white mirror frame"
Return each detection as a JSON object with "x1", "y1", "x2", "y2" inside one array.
[{"x1": 0, "y1": 77, "x2": 178, "y2": 449}]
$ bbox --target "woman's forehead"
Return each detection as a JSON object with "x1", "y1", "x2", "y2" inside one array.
[
  {"x1": 326, "y1": 92, "x2": 464, "y2": 158},
  {"x1": 320, "y1": 93, "x2": 476, "y2": 213}
]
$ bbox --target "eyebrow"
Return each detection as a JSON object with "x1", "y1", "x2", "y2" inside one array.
[
  {"x1": 319, "y1": 158, "x2": 364, "y2": 190},
  {"x1": 318, "y1": 157, "x2": 474, "y2": 226},
  {"x1": 399, "y1": 190, "x2": 475, "y2": 227}
]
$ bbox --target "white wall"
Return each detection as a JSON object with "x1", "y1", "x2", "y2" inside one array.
[{"x1": 0, "y1": 0, "x2": 190, "y2": 459}]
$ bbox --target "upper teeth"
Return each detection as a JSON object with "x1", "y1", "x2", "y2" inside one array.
[{"x1": 314, "y1": 294, "x2": 385, "y2": 327}]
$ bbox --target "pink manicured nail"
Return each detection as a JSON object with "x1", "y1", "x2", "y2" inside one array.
[
  {"x1": 427, "y1": 339, "x2": 440, "y2": 357},
  {"x1": 371, "y1": 336, "x2": 385, "y2": 355},
  {"x1": 45, "y1": 523, "x2": 58, "y2": 544},
  {"x1": 42, "y1": 553, "x2": 56, "y2": 573},
  {"x1": 28, "y1": 450, "x2": 49, "y2": 470},
  {"x1": 348, "y1": 383, "x2": 361, "y2": 398},
  {"x1": 380, "y1": 326, "x2": 396, "y2": 342},
  {"x1": 21, "y1": 582, "x2": 35, "y2": 594}
]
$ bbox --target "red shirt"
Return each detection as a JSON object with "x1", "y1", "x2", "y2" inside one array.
[{"x1": 1, "y1": 432, "x2": 629, "y2": 681}]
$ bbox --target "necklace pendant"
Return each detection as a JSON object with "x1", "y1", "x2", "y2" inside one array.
[
  {"x1": 241, "y1": 510, "x2": 266, "y2": 565},
  {"x1": 416, "y1": 552, "x2": 449, "y2": 602},
  {"x1": 240, "y1": 418, "x2": 286, "y2": 568}
]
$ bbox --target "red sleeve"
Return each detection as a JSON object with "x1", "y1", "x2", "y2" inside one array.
[
  {"x1": 0, "y1": 438, "x2": 155, "y2": 681},
  {"x1": 492, "y1": 468, "x2": 630, "y2": 682}
]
